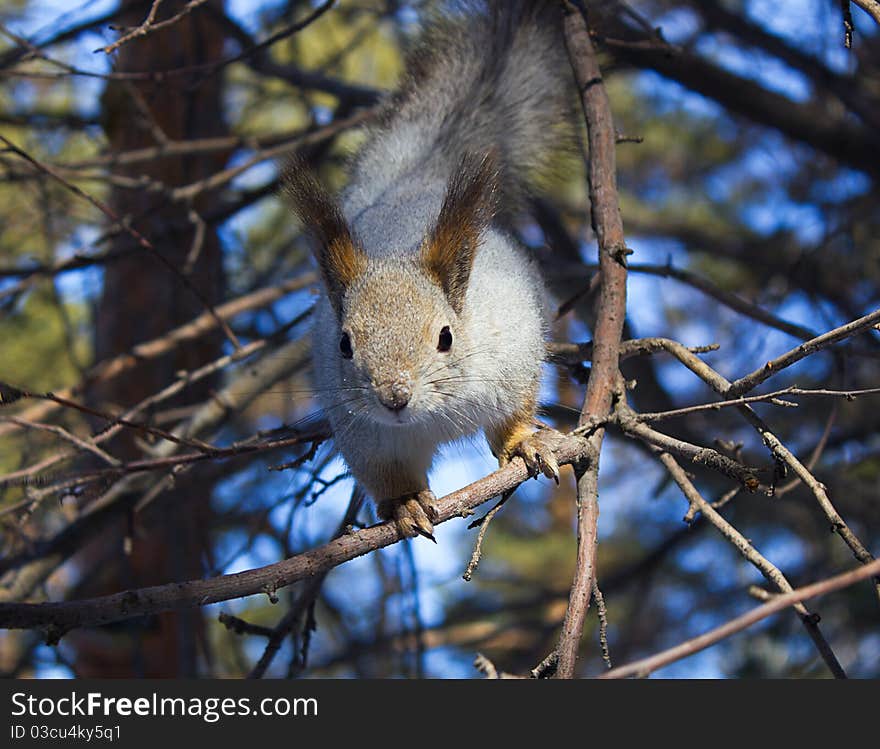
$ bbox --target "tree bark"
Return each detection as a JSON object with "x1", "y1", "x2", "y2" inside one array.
[{"x1": 74, "y1": 0, "x2": 229, "y2": 677}]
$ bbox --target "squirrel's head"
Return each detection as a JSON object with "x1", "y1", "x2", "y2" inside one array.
[{"x1": 286, "y1": 153, "x2": 498, "y2": 427}]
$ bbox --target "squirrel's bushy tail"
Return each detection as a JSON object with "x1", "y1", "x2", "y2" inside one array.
[{"x1": 348, "y1": 0, "x2": 572, "y2": 212}]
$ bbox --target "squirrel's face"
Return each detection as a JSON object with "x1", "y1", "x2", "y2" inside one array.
[
  {"x1": 286, "y1": 152, "x2": 499, "y2": 429},
  {"x1": 335, "y1": 263, "x2": 469, "y2": 427}
]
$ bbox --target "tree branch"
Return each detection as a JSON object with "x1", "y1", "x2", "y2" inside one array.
[
  {"x1": 599, "y1": 558, "x2": 880, "y2": 679},
  {"x1": 555, "y1": 0, "x2": 629, "y2": 679},
  {"x1": 593, "y1": 2, "x2": 880, "y2": 175},
  {"x1": 99, "y1": 0, "x2": 211, "y2": 56},
  {"x1": 0, "y1": 274, "x2": 314, "y2": 439},
  {"x1": 726, "y1": 307, "x2": 880, "y2": 397},
  {"x1": 851, "y1": 0, "x2": 880, "y2": 26},
  {"x1": 655, "y1": 449, "x2": 846, "y2": 678},
  {"x1": 0, "y1": 436, "x2": 587, "y2": 637}
]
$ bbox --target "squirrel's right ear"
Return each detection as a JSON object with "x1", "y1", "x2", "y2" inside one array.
[{"x1": 283, "y1": 162, "x2": 365, "y2": 317}]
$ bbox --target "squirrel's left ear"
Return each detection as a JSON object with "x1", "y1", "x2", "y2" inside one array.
[
  {"x1": 283, "y1": 162, "x2": 365, "y2": 318},
  {"x1": 422, "y1": 151, "x2": 499, "y2": 314}
]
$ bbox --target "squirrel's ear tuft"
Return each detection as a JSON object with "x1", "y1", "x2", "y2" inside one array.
[
  {"x1": 283, "y1": 161, "x2": 365, "y2": 316},
  {"x1": 422, "y1": 151, "x2": 499, "y2": 314}
]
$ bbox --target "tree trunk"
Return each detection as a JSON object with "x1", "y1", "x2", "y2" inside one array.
[{"x1": 73, "y1": 0, "x2": 229, "y2": 677}]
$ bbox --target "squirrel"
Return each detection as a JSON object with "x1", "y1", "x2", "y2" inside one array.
[{"x1": 285, "y1": 1, "x2": 572, "y2": 540}]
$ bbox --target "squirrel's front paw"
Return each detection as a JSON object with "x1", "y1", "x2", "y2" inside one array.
[
  {"x1": 377, "y1": 490, "x2": 439, "y2": 542},
  {"x1": 501, "y1": 428, "x2": 564, "y2": 483}
]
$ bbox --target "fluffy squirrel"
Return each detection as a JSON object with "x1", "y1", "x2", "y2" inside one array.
[{"x1": 286, "y1": 1, "x2": 572, "y2": 539}]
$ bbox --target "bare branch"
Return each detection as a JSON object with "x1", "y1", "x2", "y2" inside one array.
[
  {"x1": 0, "y1": 134, "x2": 242, "y2": 349},
  {"x1": 575, "y1": 260, "x2": 822, "y2": 341},
  {"x1": 638, "y1": 386, "x2": 880, "y2": 422},
  {"x1": 99, "y1": 0, "x2": 210, "y2": 56},
  {"x1": 614, "y1": 337, "x2": 879, "y2": 591},
  {"x1": 0, "y1": 435, "x2": 587, "y2": 636},
  {"x1": 851, "y1": 0, "x2": 880, "y2": 27},
  {"x1": 0, "y1": 336, "x2": 312, "y2": 602},
  {"x1": 599, "y1": 558, "x2": 880, "y2": 679},
  {"x1": 555, "y1": 0, "x2": 629, "y2": 679},
  {"x1": 462, "y1": 490, "x2": 513, "y2": 582},
  {"x1": 247, "y1": 488, "x2": 363, "y2": 678},
  {"x1": 5, "y1": 417, "x2": 120, "y2": 467},
  {"x1": 727, "y1": 308, "x2": 880, "y2": 397},
  {"x1": 656, "y1": 449, "x2": 846, "y2": 678},
  {"x1": 619, "y1": 409, "x2": 765, "y2": 492},
  {"x1": 0, "y1": 274, "x2": 314, "y2": 439}
]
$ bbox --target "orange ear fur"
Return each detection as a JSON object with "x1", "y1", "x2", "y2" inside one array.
[
  {"x1": 421, "y1": 151, "x2": 499, "y2": 313},
  {"x1": 283, "y1": 162, "x2": 365, "y2": 316}
]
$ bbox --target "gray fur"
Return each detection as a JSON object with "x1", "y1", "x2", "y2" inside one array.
[
  {"x1": 309, "y1": 1, "x2": 569, "y2": 506},
  {"x1": 344, "y1": 0, "x2": 572, "y2": 223}
]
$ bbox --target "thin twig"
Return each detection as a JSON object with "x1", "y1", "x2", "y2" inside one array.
[
  {"x1": 99, "y1": 0, "x2": 210, "y2": 55},
  {"x1": 247, "y1": 488, "x2": 363, "y2": 678},
  {"x1": 0, "y1": 274, "x2": 314, "y2": 439},
  {"x1": 656, "y1": 450, "x2": 847, "y2": 678},
  {"x1": 0, "y1": 337, "x2": 313, "y2": 602},
  {"x1": 841, "y1": 0, "x2": 855, "y2": 47},
  {"x1": 191, "y1": 0, "x2": 337, "y2": 82},
  {"x1": 5, "y1": 418, "x2": 120, "y2": 467},
  {"x1": 599, "y1": 558, "x2": 880, "y2": 679},
  {"x1": 218, "y1": 612, "x2": 274, "y2": 638},
  {"x1": 638, "y1": 385, "x2": 880, "y2": 422},
  {"x1": 608, "y1": 336, "x2": 879, "y2": 589},
  {"x1": 463, "y1": 489, "x2": 513, "y2": 582},
  {"x1": 776, "y1": 404, "x2": 837, "y2": 497},
  {"x1": 726, "y1": 308, "x2": 880, "y2": 397},
  {"x1": 0, "y1": 384, "x2": 217, "y2": 453},
  {"x1": 0, "y1": 430, "x2": 324, "y2": 502},
  {"x1": 575, "y1": 260, "x2": 821, "y2": 341},
  {"x1": 0, "y1": 134, "x2": 242, "y2": 350}
]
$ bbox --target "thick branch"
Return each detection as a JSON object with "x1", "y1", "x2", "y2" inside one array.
[
  {"x1": 851, "y1": 0, "x2": 880, "y2": 26},
  {"x1": 555, "y1": 1, "x2": 629, "y2": 680},
  {"x1": 0, "y1": 436, "x2": 586, "y2": 636}
]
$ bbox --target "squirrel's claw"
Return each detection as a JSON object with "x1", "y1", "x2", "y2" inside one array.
[
  {"x1": 506, "y1": 429, "x2": 563, "y2": 484},
  {"x1": 379, "y1": 490, "x2": 439, "y2": 541}
]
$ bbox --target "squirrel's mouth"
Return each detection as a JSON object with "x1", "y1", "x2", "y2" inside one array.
[{"x1": 371, "y1": 403, "x2": 414, "y2": 426}]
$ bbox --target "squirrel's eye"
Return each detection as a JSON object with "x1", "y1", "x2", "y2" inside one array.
[
  {"x1": 339, "y1": 332, "x2": 353, "y2": 359},
  {"x1": 437, "y1": 326, "x2": 453, "y2": 352}
]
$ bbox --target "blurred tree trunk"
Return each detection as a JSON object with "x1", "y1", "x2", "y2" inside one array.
[{"x1": 72, "y1": 0, "x2": 229, "y2": 677}]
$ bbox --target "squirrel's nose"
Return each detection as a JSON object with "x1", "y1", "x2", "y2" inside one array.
[{"x1": 377, "y1": 381, "x2": 411, "y2": 412}]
